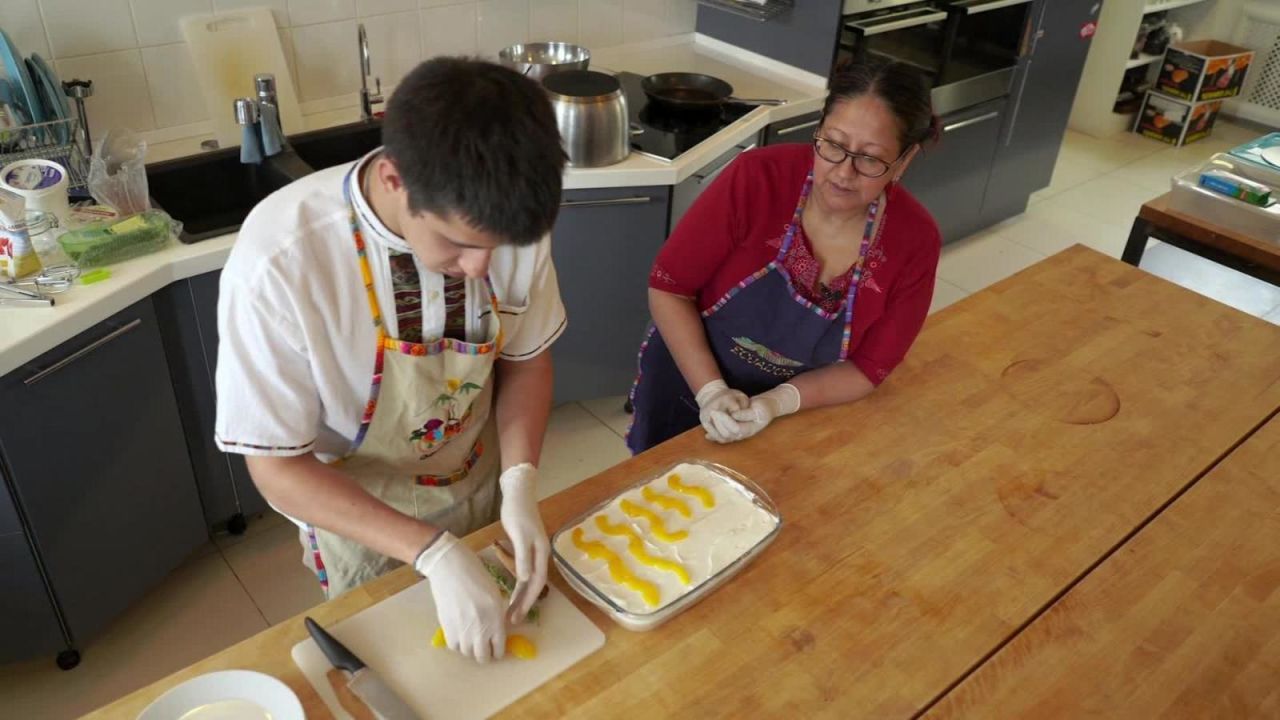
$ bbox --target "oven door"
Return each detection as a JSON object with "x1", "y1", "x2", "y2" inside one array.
[
  {"x1": 934, "y1": 0, "x2": 1035, "y2": 114},
  {"x1": 840, "y1": 3, "x2": 950, "y2": 86}
]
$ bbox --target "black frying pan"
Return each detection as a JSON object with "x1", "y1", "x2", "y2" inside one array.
[{"x1": 641, "y1": 72, "x2": 784, "y2": 112}]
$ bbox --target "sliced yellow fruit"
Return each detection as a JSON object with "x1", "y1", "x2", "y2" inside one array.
[
  {"x1": 619, "y1": 499, "x2": 688, "y2": 543},
  {"x1": 642, "y1": 486, "x2": 692, "y2": 518},
  {"x1": 507, "y1": 634, "x2": 537, "y2": 660},
  {"x1": 667, "y1": 474, "x2": 715, "y2": 508}
]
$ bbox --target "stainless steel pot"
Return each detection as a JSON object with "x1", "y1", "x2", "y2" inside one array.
[
  {"x1": 498, "y1": 42, "x2": 590, "y2": 81},
  {"x1": 542, "y1": 71, "x2": 632, "y2": 168}
]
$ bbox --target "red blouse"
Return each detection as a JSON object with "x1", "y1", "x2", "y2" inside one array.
[{"x1": 649, "y1": 143, "x2": 941, "y2": 385}]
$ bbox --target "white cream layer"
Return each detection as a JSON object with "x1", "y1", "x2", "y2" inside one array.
[{"x1": 554, "y1": 462, "x2": 777, "y2": 615}]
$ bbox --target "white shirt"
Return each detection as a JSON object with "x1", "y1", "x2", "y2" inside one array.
[{"x1": 214, "y1": 151, "x2": 566, "y2": 460}]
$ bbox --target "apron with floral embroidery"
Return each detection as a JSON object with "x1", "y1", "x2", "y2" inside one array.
[{"x1": 303, "y1": 170, "x2": 505, "y2": 598}]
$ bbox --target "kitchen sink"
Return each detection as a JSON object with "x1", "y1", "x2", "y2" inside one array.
[{"x1": 146, "y1": 119, "x2": 383, "y2": 243}]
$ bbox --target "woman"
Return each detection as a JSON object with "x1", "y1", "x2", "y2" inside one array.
[{"x1": 628, "y1": 58, "x2": 941, "y2": 453}]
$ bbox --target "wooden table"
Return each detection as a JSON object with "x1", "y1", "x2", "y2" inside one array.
[
  {"x1": 87, "y1": 247, "x2": 1280, "y2": 719},
  {"x1": 1122, "y1": 192, "x2": 1280, "y2": 286},
  {"x1": 928, "y1": 413, "x2": 1280, "y2": 719}
]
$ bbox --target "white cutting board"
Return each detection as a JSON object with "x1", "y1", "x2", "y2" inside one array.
[
  {"x1": 181, "y1": 9, "x2": 303, "y2": 149},
  {"x1": 292, "y1": 571, "x2": 606, "y2": 719}
]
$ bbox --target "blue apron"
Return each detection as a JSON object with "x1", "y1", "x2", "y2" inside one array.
[{"x1": 627, "y1": 173, "x2": 880, "y2": 453}]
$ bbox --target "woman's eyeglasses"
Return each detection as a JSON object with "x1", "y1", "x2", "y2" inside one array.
[{"x1": 812, "y1": 135, "x2": 905, "y2": 178}]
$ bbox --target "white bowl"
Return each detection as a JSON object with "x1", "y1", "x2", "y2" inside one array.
[{"x1": 137, "y1": 670, "x2": 304, "y2": 720}]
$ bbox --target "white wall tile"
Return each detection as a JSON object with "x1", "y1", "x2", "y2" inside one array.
[
  {"x1": 420, "y1": 0, "x2": 472, "y2": 7},
  {"x1": 288, "y1": 0, "x2": 356, "y2": 26},
  {"x1": 529, "y1": 0, "x2": 577, "y2": 43},
  {"x1": 140, "y1": 43, "x2": 208, "y2": 127},
  {"x1": 278, "y1": 28, "x2": 298, "y2": 87},
  {"x1": 213, "y1": 0, "x2": 291, "y2": 27},
  {"x1": 360, "y1": 11, "x2": 421, "y2": 91},
  {"x1": 55, "y1": 49, "x2": 155, "y2": 136},
  {"x1": 358, "y1": 0, "x2": 416, "y2": 15},
  {"x1": 476, "y1": 0, "x2": 528, "y2": 60},
  {"x1": 291, "y1": 19, "x2": 359, "y2": 100},
  {"x1": 130, "y1": 0, "x2": 212, "y2": 47},
  {"x1": 578, "y1": 0, "x2": 621, "y2": 49},
  {"x1": 0, "y1": 0, "x2": 52, "y2": 59},
  {"x1": 664, "y1": 0, "x2": 695, "y2": 35},
  {"x1": 623, "y1": 0, "x2": 665, "y2": 44},
  {"x1": 420, "y1": 3, "x2": 477, "y2": 58},
  {"x1": 41, "y1": 0, "x2": 138, "y2": 58}
]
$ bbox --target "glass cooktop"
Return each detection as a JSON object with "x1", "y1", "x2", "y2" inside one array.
[{"x1": 615, "y1": 72, "x2": 757, "y2": 162}]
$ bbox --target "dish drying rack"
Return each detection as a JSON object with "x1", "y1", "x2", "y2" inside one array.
[
  {"x1": 0, "y1": 114, "x2": 92, "y2": 194},
  {"x1": 697, "y1": 0, "x2": 793, "y2": 22}
]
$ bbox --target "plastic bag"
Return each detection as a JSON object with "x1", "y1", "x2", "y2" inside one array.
[
  {"x1": 57, "y1": 209, "x2": 181, "y2": 268},
  {"x1": 87, "y1": 129, "x2": 151, "y2": 215}
]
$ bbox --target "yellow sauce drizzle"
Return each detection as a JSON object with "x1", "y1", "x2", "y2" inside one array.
[
  {"x1": 667, "y1": 474, "x2": 715, "y2": 509},
  {"x1": 431, "y1": 627, "x2": 537, "y2": 660},
  {"x1": 642, "y1": 486, "x2": 692, "y2": 518},
  {"x1": 619, "y1": 499, "x2": 689, "y2": 543},
  {"x1": 594, "y1": 515, "x2": 690, "y2": 585},
  {"x1": 571, "y1": 528, "x2": 660, "y2": 607}
]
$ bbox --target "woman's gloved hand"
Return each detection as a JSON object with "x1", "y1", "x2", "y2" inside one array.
[
  {"x1": 731, "y1": 383, "x2": 801, "y2": 440},
  {"x1": 499, "y1": 463, "x2": 549, "y2": 624},
  {"x1": 414, "y1": 532, "x2": 506, "y2": 662},
  {"x1": 695, "y1": 379, "x2": 750, "y2": 443}
]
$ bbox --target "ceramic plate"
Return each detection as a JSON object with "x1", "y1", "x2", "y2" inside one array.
[
  {"x1": 0, "y1": 29, "x2": 43, "y2": 125},
  {"x1": 26, "y1": 54, "x2": 69, "y2": 142},
  {"x1": 137, "y1": 670, "x2": 305, "y2": 720}
]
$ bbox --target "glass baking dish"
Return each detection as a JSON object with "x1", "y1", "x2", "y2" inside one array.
[{"x1": 551, "y1": 459, "x2": 782, "y2": 631}]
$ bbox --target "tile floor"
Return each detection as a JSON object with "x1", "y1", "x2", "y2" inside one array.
[{"x1": 5, "y1": 120, "x2": 1280, "y2": 719}]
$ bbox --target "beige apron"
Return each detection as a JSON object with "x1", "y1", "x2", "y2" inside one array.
[{"x1": 303, "y1": 176, "x2": 505, "y2": 598}]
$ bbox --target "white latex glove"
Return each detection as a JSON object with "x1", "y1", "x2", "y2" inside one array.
[
  {"x1": 414, "y1": 532, "x2": 506, "y2": 662},
  {"x1": 499, "y1": 463, "x2": 549, "y2": 624},
  {"x1": 695, "y1": 379, "x2": 750, "y2": 443},
  {"x1": 730, "y1": 383, "x2": 801, "y2": 440}
]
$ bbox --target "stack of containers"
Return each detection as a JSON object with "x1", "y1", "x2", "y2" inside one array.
[{"x1": 1136, "y1": 40, "x2": 1255, "y2": 147}]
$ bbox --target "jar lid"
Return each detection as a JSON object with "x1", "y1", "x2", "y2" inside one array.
[{"x1": 2, "y1": 210, "x2": 55, "y2": 234}]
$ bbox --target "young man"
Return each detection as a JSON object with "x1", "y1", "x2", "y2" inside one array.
[{"x1": 215, "y1": 58, "x2": 567, "y2": 662}]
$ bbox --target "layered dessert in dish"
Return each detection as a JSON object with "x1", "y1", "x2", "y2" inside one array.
[{"x1": 553, "y1": 461, "x2": 779, "y2": 617}]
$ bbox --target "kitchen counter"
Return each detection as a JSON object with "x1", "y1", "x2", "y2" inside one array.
[
  {"x1": 85, "y1": 247, "x2": 1280, "y2": 718},
  {"x1": 0, "y1": 34, "x2": 826, "y2": 379}
]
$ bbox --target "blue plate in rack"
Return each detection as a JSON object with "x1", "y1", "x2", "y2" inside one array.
[
  {"x1": 27, "y1": 54, "x2": 70, "y2": 143},
  {"x1": 0, "y1": 29, "x2": 44, "y2": 125}
]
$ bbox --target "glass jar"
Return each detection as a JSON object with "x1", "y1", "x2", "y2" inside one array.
[{"x1": 0, "y1": 210, "x2": 54, "y2": 279}]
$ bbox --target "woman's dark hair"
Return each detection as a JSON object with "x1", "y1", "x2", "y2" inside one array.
[
  {"x1": 382, "y1": 57, "x2": 567, "y2": 246},
  {"x1": 822, "y1": 58, "x2": 938, "y2": 153}
]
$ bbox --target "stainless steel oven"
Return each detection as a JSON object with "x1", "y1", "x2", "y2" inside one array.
[
  {"x1": 840, "y1": 1, "x2": 950, "y2": 86},
  {"x1": 839, "y1": 0, "x2": 1036, "y2": 116},
  {"x1": 935, "y1": 0, "x2": 1036, "y2": 114}
]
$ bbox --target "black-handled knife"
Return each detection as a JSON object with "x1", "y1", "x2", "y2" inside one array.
[{"x1": 304, "y1": 616, "x2": 421, "y2": 720}]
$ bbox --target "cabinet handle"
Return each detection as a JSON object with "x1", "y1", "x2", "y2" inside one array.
[
  {"x1": 24, "y1": 319, "x2": 143, "y2": 386},
  {"x1": 848, "y1": 10, "x2": 948, "y2": 36},
  {"x1": 695, "y1": 143, "x2": 755, "y2": 183},
  {"x1": 952, "y1": 0, "x2": 1034, "y2": 14},
  {"x1": 943, "y1": 111, "x2": 1001, "y2": 133},
  {"x1": 776, "y1": 118, "x2": 820, "y2": 137},
  {"x1": 559, "y1": 196, "x2": 653, "y2": 209}
]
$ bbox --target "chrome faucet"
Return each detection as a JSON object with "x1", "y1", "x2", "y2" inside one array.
[
  {"x1": 358, "y1": 24, "x2": 384, "y2": 121},
  {"x1": 233, "y1": 73, "x2": 286, "y2": 163}
]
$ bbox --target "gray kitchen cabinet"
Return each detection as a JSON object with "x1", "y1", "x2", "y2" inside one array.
[
  {"x1": 0, "y1": 298, "x2": 205, "y2": 667},
  {"x1": 762, "y1": 111, "x2": 823, "y2": 147},
  {"x1": 550, "y1": 186, "x2": 672, "y2": 403},
  {"x1": 901, "y1": 98, "x2": 1007, "y2": 244},
  {"x1": 0, "y1": 477, "x2": 65, "y2": 664},
  {"x1": 981, "y1": 0, "x2": 1099, "y2": 225},
  {"x1": 0, "y1": 532, "x2": 65, "y2": 664},
  {"x1": 696, "y1": 0, "x2": 844, "y2": 77},
  {"x1": 156, "y1": 271, "x2": 266, "y2": 534}
]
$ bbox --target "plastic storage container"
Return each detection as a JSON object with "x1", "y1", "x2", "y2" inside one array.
[
  {"x1": 56, "y1": 209, "x2": 178, "y2": 267},
  {"x1": 551, "y1": 460, "x2": 781, "y2": 631},
  {"x1": 1169, "y1": 154, "x2": 1280, "y2": 241}
]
